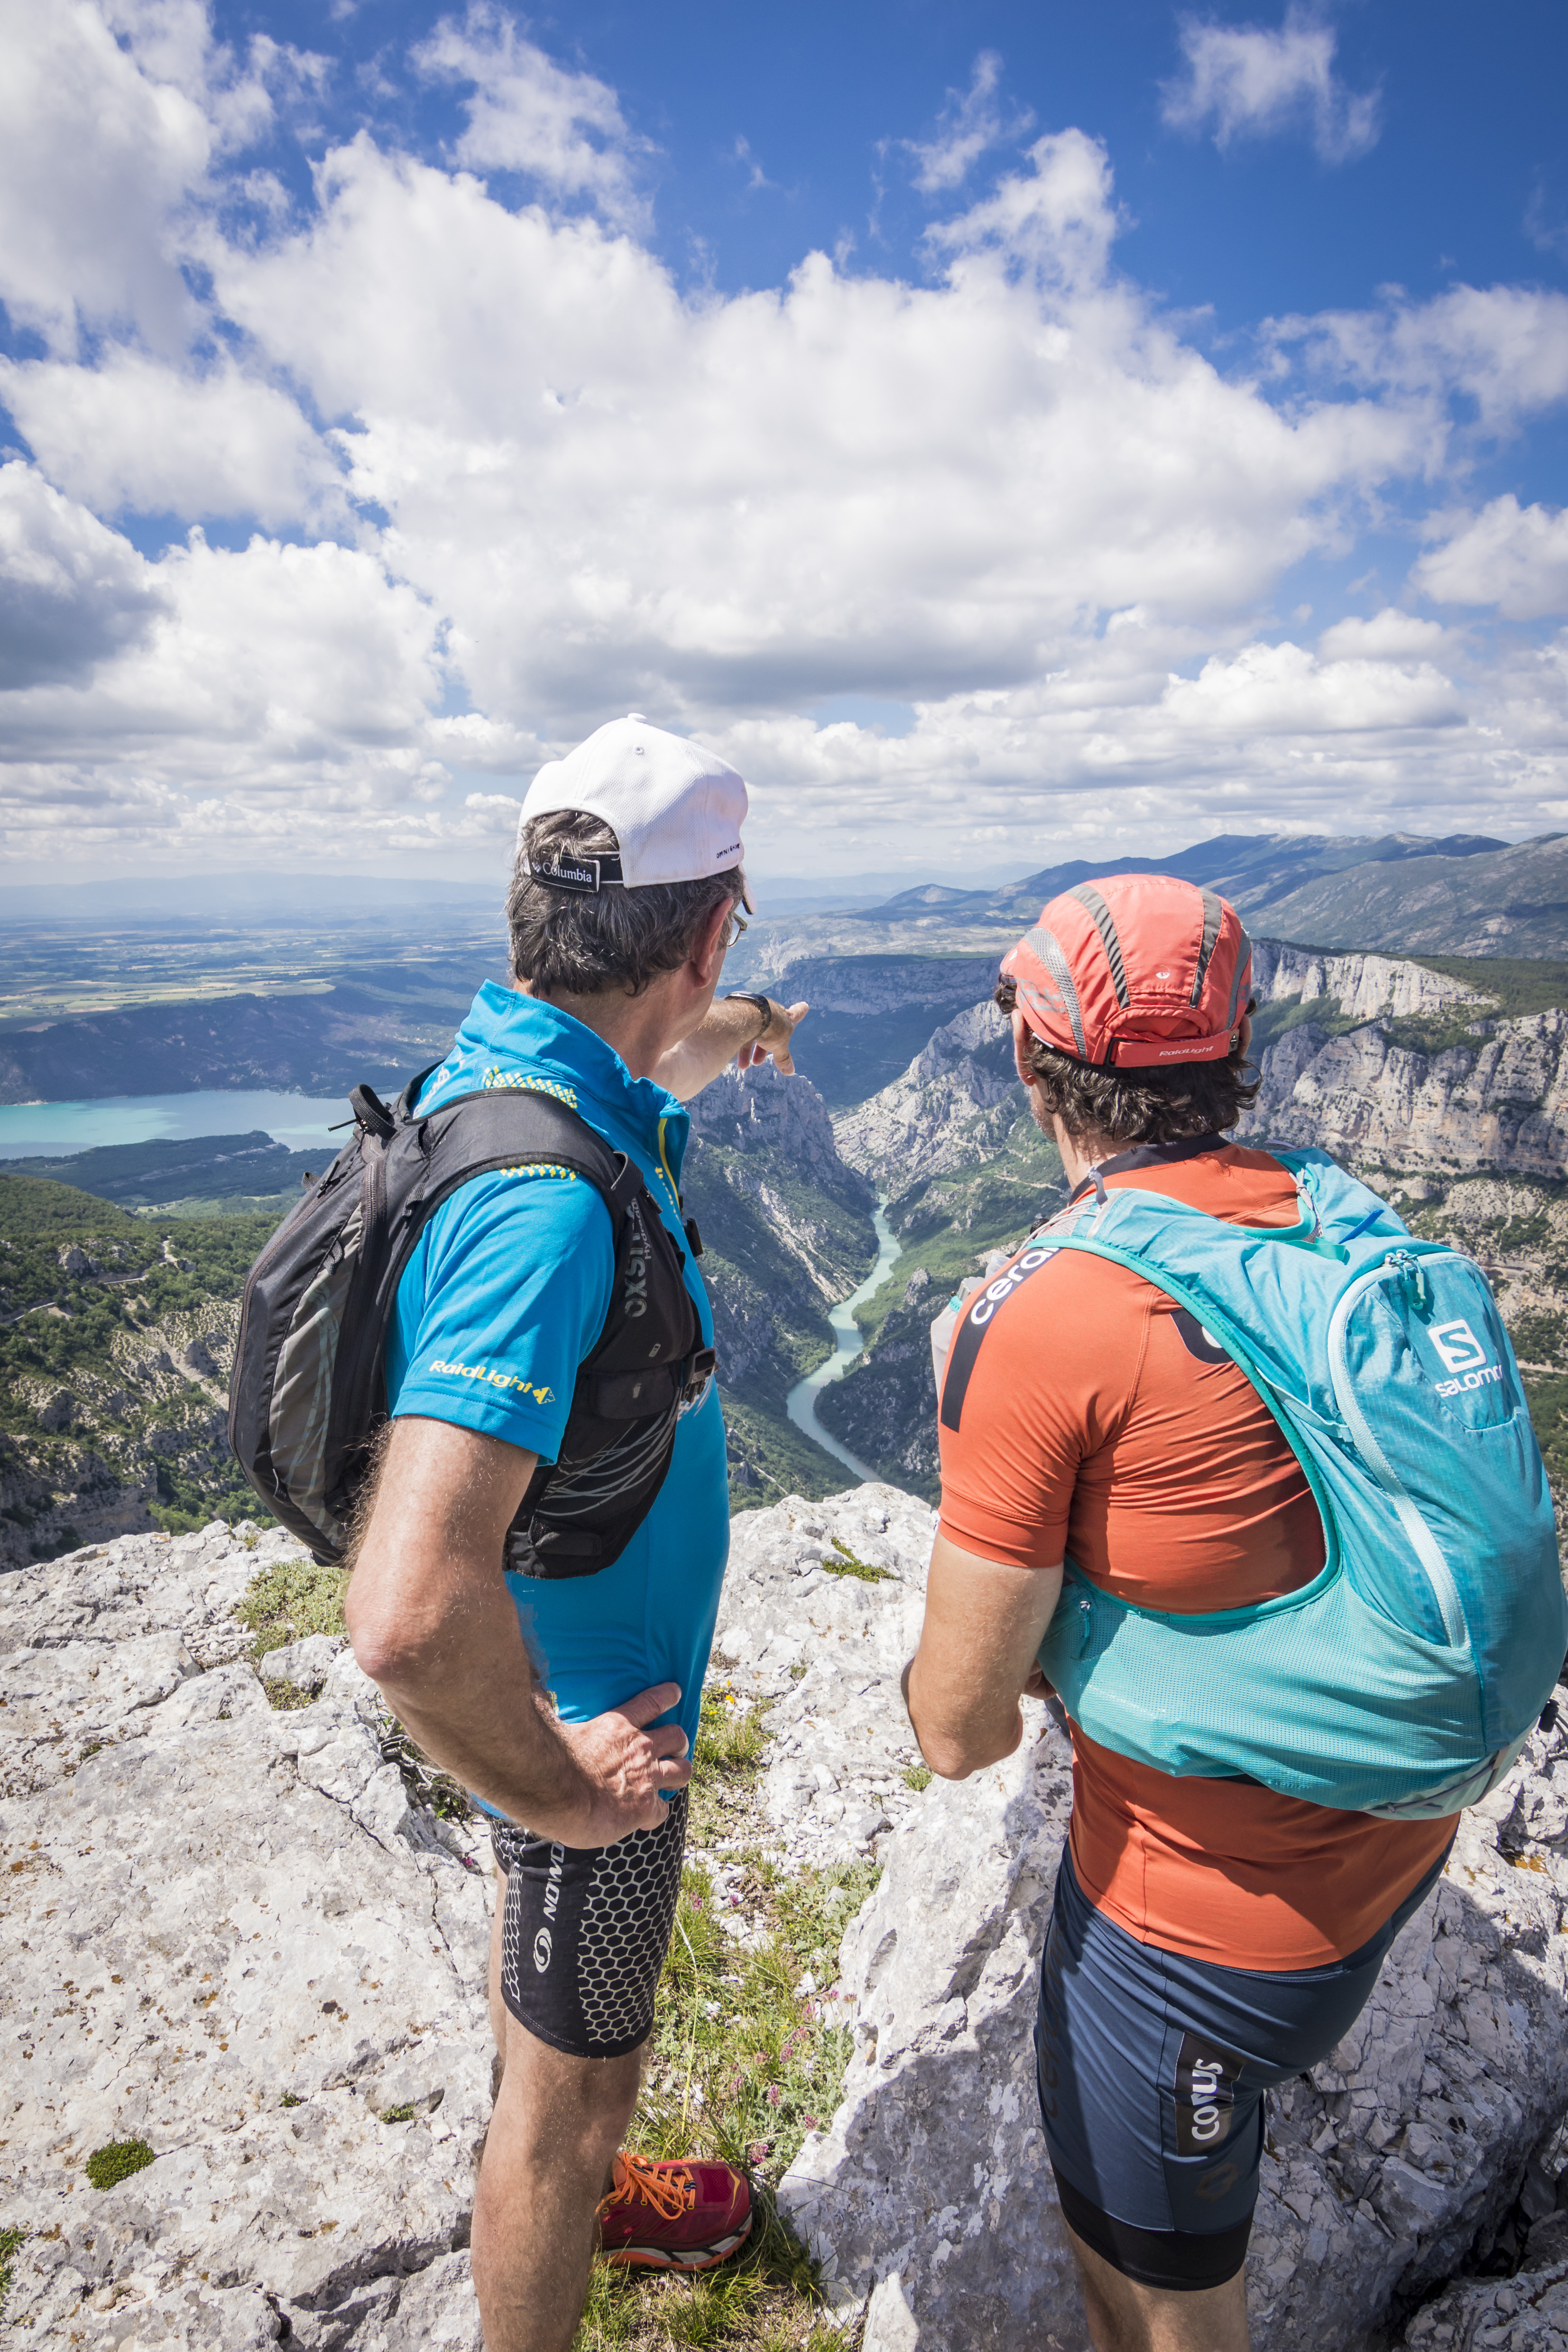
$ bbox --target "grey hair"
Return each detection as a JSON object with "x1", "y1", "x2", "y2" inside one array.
[{"x1": 508, "y1": 809, "x2": 744, "y2": 997}]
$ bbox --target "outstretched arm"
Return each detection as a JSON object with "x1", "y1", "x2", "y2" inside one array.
[
  {"x1": 903, "y1": 1534, "x2": 1064, "y2": 1779},
  {"x1": 654, "y1": 994, "x2": 810, "y2": 1101},
  {"x1": 346, "y1": 1415, "x2": 691, "y2": 1845}
]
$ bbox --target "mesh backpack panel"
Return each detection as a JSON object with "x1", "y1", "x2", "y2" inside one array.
[{"x1": 228, "y1": 1076, "x2": 712, "y2": 1568}]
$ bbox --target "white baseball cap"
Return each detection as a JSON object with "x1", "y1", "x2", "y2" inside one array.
[{"x1": 519, "y1": 714, "x2": 748, "y2": 894}]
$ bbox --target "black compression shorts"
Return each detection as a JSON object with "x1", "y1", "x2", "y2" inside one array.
[
  {"x1": 1037, "y1": 1840, "x2": 1452, "y2": 2290},
  {"x1": 492, "y1": 1790, "x2": 688, "y2": 2060}
]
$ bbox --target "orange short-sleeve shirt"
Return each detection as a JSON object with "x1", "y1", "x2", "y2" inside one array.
[{"x1": 937, "y1": 1139, "x2": 1455, "y2": 1969}]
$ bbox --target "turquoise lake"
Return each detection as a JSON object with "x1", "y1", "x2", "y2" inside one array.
[{"x1": 0, "y1": 1090, "x2": 350, "y2": 1159}]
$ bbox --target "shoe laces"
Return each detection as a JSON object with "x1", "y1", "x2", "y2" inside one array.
[{"x1": 599, "y1": 2151, "x2": 695, "y2": 2223}]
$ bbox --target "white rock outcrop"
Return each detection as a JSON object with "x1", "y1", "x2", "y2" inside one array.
[
  {"x1": 1244, "y1": 1011, "x2": 1568, "y2": 1181},
  {"x1": 1, "y1": 1522, "x2": 492, "y2": 2349},
  {"x1": 715, "y1": 1485, "x2": 938, "y2": 1866},
  {"x1": 1249, "y1": 941, "x2": 1490, "y2": 1024},
  {"x1": 6, "y1": 1495, "x2": 1567, "y2": 2350},
  {"x1": 1403, "y1": 2255, "x2": 1568, "y2": 2349}
]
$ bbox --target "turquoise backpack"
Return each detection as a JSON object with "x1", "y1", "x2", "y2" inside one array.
[{"x1": 1031, "y1": 1149, "x2": 1567, "y2": 1818}]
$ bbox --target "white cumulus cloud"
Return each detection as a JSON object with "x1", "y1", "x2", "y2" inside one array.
[
  {"x1": 904, "y1": 51, "x2": 1035, "y2": 194},
  {"x1": 0, "y1": 461, "x2": 167, "y2": 690},
  {"x1": 0, "y1": 350, "x2": 342, "y2": 526},
  {"x1": 0, "y1": 0, "x2": 1565, "y2": 873},
  {"x1": 1412, "y1": 497, "x2": 1568, "y2": 622},
  {"x1": 1161, "y1": 7, "x2": 1381, "y2": 166},
  {"x1": 412, "y1": 4, "x2": 653, "y2": 231}
]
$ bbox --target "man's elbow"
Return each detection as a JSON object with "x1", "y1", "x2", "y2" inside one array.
[
  {"x1": 920, "y1": 1727, "x2": 1012, "y2": 1780},
  {"x1": 344, "y1": 1583, "x2": 437, "y2": 1695}
]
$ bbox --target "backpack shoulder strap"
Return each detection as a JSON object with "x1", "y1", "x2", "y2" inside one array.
[{"x1": 402, "y1": 1085, "x2": 633, "y2": 1229}]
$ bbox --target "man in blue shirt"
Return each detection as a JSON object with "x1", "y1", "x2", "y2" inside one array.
[{"x1": 345, "y1": 716, "x2": 807, "y2": 2352}]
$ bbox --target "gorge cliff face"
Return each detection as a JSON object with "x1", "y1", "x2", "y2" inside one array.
[{"x1": 1242, "y1": 1011, "x2": 1568, "y2": 1180}]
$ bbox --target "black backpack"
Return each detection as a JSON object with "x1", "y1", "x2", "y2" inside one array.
[{"x1": 227, "y1": 1070, "x2": 715, "y2": 1574}]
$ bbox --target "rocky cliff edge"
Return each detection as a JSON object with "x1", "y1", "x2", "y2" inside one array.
[{"x1": 4, "y1": 1499, "x2": 1567, "y2": 2350}]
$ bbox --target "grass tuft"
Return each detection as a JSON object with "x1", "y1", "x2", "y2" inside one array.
[
  {"x1": 235, "y1": 1555, "x2": 349, "y2": 1659},
  {"x1": 689, "y1": 1691, "x2": 772, "y2": 1848},
  {"x1": 84, "y1": 2139, "x2": 155, "y2": 2190},
  {"x1": 264, "y1": 1679, "x2": 320, "y2": 1713},
  {"x1": 379, "y1": 2103, "x2": 417, "y2": 2123},
  {"x1": 0, "y1": 2228, "x2": 22, "y2": 2322},
  {"x1": 901, "y1": 1763, "x2": 932, "y2": 1793},
  {"x1": 821, "y1": 1540, "x2": 890, "y2": 1586},
  {"x1": 695, "y1": 1695, "x2": 770, "y2": 1773},
  {"x1": 572, "y1": 1850, "x2": 878, "y2": 2349}
]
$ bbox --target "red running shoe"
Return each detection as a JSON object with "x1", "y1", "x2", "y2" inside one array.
[{"x1": 596, "y1": 2151, "x2": 753, "y2": 2271}]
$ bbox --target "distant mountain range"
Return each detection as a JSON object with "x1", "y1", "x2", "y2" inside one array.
[
  {"x1": 865, "y1": 830, "x2": 1506, "y2": 921},
  {"x1": 731, "y1": 830, "x2": 1568, "y2": 976}
]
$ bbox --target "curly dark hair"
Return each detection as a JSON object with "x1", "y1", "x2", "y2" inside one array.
[
  {"x1": 994, "y1": 975, "x2": 1259, "y2": 1147},
  {"x1": 509, "y1": 810, "x2": 745, "y2": 997}
]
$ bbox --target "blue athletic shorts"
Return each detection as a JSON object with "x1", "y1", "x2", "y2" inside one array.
[{"x1": 1036, "y1": 1840, "x2": 1452, "y2": 2291}]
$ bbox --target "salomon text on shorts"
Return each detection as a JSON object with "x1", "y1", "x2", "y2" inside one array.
[
  {"x1": 1036, "y1": 1842, "x2": 1452, "y2": 2290},
  {"x1": 493, "y1": 1791, "x2": 687, "y2": 2059}
]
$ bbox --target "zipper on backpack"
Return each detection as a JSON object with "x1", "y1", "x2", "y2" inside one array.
[{"x1": 1325, "y1": 1259, "x2": 1468, "y2": 1648}]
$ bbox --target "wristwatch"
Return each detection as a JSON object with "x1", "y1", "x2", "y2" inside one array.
[{"x1": 724, "y1": 991, "x2": 774, "y2": 1042}]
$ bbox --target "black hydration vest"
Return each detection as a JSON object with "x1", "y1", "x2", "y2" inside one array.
[{"x1": 227, "y1": 1068, "x2": 714, "y2": 1575}]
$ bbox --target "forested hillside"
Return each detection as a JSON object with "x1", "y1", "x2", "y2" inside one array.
[{"x1": 0, "y1": 1178, "x2": 275, "y2": 1567}]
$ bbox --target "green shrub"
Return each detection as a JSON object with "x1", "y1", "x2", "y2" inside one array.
[
  {"x1": 902, "y1": 1763, "x2": 932, "y2": 1792},
  {"x1": 379, "y1": 2104, "x2": 416, "y2": 2123},
  {"x1": 236, "y1": 1556, "x2": 349, "y2": 1658},
  {"x1": 84, "y1": 2139, "x2": 155, "y2": 2190}
]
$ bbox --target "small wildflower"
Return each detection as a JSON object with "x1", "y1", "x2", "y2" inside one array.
[
  {"x1": 767, "y1": 2083, "x2": 783, "y2": 2107},
  {"x1": 748, "y1": 2139, "x2": 773, "y2": 2163}
]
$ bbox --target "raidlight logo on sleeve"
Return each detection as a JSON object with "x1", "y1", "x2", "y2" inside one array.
[{"x1": 1173, "y1": 2033, "x2": 1248, "y2": 2156}]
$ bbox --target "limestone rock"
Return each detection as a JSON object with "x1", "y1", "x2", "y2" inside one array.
[
  {"x1": 8, "y1": 1492, "x2": 1568, "y2": 2349},
  {"x1": 1401, "y1": 2258, "x2": 1568, "y2": 2350},
  {"x1": 780, "y1": 1719, "x2": 1086, "y2": 2350},
  {"x1": 1249, "y1": 940, "x2": 1489, "y2": 1024},
  {"x1": 36, "y1": 1387, "x2": 79, "y2": 1432},
  {"x1": 686, "y1": 1058, "x2": 871, "y2": 1212},
  {"x1": 835, "y1": 1001, "x2": 1018, "y2": 1191},
  {"x1": 715, "y1": 1485, "x2": 937, "y2": 1869},
  {"x1": 0, "y1": 1524, "x2": 493, "y2": 2348},
  {"x1": 1243, "y1": 1010, "x2": 1568, "y2": 1181},
  {"x1": 260, "y1": 1633, "x2": 349, "y2": 1692}
]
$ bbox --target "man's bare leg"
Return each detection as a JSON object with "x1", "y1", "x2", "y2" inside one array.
[
  {"x1": 1068, "y1": 2226, "x2": 1249, "y2": 2352},
  {"x1": 476, "y1": 1867, "x2": 643, "y2": 2352}
]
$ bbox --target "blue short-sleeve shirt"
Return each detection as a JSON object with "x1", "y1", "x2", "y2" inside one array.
[{"x1": 385, "y1": 984, "x2": 729, "y2": 1769}]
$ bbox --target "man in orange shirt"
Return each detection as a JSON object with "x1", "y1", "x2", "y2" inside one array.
[{"x1": 905, "y1": 876, "x2": 1456, "y2": 2352}]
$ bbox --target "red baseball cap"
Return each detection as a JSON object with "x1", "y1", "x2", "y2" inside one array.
[{"x1": 1000, "y1": 874, "x2": 1253, "y2": 1069}]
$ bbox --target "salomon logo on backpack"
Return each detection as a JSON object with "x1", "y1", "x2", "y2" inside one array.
[
  {"x1": 228, "y1": 1070, "x2": 714, "y2": 1576},
  {"x1": 978, "y1": 1147, "x2": 1567, "y2": 1819}
]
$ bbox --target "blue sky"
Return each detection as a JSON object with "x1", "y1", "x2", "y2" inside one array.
[
  {"x1": 240, "y1": 1, "x2": 1568, "y2": 332},
  {"x1": 1, "y1": 0, "x2": 1567, "y2": 884}
]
